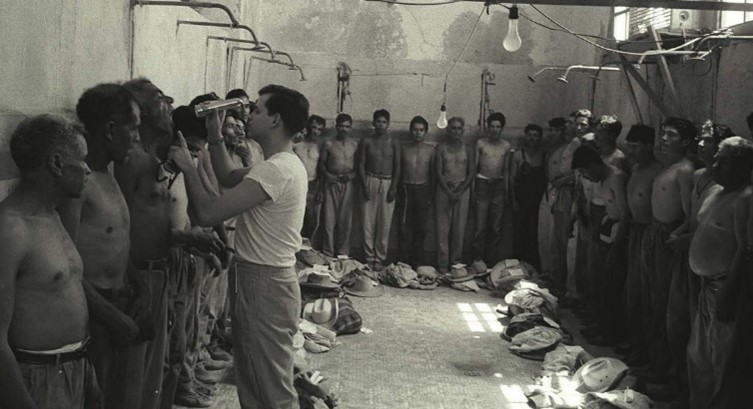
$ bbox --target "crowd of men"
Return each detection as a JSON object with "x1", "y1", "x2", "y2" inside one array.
[{"x1": 0, "y1": 73, "x2": 752, "y2": 409}]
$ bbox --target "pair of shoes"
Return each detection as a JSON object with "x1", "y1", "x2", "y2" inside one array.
[
  {"x1": 208, "y1": 347, "x2": 233, "y2": 362},
  {"x1": 174, "y1": 389, "x2": 212, "y2": 408},
  {"x1": 195, "y1": 365, "x2": 225, "y2": 385},
  {"x1": 193, "y1": 379, "x2": 218, "y2": 394}
]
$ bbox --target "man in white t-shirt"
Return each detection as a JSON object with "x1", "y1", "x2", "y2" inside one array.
[{"x1": 168, "y1": 84, "x2": 309, "y2": 409}]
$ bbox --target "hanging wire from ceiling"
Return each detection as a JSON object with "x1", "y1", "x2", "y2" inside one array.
[{"x1": 442, "y1": 3, "x2": 487, "y2": 103}]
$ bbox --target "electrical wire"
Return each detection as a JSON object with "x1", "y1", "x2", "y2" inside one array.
[
  {"x1": 444, "y1": 5, "x2": 486, "y2": 87},
  {"x1": 363, "y1": 0, "x2": 462, "y2": 5},
  {"x1": 528, "y1": 4, "x2": 705, "y2": 57}
]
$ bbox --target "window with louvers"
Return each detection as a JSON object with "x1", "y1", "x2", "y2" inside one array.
[{"x1": 628, "y1": 8, "x2": 672, "y2": 36}]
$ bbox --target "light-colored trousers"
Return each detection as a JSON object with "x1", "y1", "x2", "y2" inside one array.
[
  {"x1": 321, "y1": 179, "x2": 354, "y2": 257},
  {"x1": 436, "y1": 182, "x2": 470, "y2": 271},
  {"x1": 537, "y1": 187, "x2": 556, "y2": 274},
  {"x1": 230, "y1": 260, "x2": 300, "y2": 409},
  {"x1": 361, "y1": 174, "x2": 395, "y2": 264}
]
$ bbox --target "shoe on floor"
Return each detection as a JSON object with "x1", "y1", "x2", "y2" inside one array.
[
  {"x1": 208, "y1": 347, "x2": 233, "y2": 362},
  {"x1": 193, "y1": 379, "x2": 218, "y2": 395},
  {"x1": 174, "y1": 389, "x2": 212, "y2": 408},
  {"x1": 195, "y1": 366, "x2": 225, "y2": 385}
]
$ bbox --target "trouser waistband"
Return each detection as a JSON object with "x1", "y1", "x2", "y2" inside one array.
[
  {"x1": 367, "y1": 173, "x2": 392, "y2": 180},
  {"x1": 133, "y1": 258, "x2": 168, "y2": 271},
  {"x1": 13, "y1": 340, "x2": 90, "y2": 365}
]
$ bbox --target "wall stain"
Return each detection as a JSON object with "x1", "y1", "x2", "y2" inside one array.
[{"x1": 442, "y1": 10, "x2": 533, "y2": 65}]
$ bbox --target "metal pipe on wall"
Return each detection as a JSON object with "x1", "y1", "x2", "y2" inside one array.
[{"x1": 231, "y1": 47, "x2": 306, "y2": 81}]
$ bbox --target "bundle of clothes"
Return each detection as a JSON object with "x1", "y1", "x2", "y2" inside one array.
[{"x1": 489, "y1": 260, "x2": 653, "y2": 409}]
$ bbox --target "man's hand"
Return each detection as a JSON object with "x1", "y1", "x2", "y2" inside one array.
[
  {"x1": 236, "y1": 144, "x2": 251, "y2": 164},
  {"x1": 191, "y1": 230, "x2": 225, "y2": 254},
  {"x1": 168, "y1": 132, "x2": 194, "y2": 172},
  {"x1": 387, "y1": 187, "x2": 397, "y2": 203},
  {"x1": 112, "y1": 314, "x2": 140, "y2": 344},
  {"x1": 209, "y1": 253, "x2": 223, "y2": 277},
  {"x1": 204, "y1": 105, "x2": 226, "y2": 141}
]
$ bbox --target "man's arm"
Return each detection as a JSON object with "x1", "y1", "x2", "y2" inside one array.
[
  {"x1": 387, "y1": 138, "x2": 402, "y2": 202},
  {"x1": 612, "y1": 172, "x2": 631, "y2": 242},
  {"x1": 202, "y1": 111, "x2": 252, "y2": 189},
  {"x1": 318, "y1": 141, "x2": 332, "y2": 183},
  {"x1": 457, "y1": 143, "x2": 475, "y2": 194},
  {"x1": 169, "y1": 133, "x2": 270, "y2": 227},
  {"x1": 357, "y1": 137, "x2": 370, "y2": 200},
  {"x1": 0, "y1": 220, "x2": 37, "y2": 409},
  {"x1": 435, "y1": 145, "x2": 451, "y2": 195},
  {"x1": 717, "y1": 190, "x2": 751, "y2": 322},
  {"x1": 670, "y1": 165, "x2": 695, "y2": 238}
]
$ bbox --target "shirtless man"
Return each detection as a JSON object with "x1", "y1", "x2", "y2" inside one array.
[
  {"x1": 319, "y1": 113, "x2": 359, "y2": 257},
  {"x1": 623, "y1": 124, "x2": 663, "y2": 367},
  {"x1": 436, "y1": 117, "x2": 475, "y2": 274},
  {"x1": 472, "y1": 112, "x2": 511, "y2": 266},
  {"x1": 398, "y1": 115, "x2": 435, "y2": 265},
  {"x1": 357, "y1": 109, "x2": 401, "y2": 270},
  {"x1": 538, "y1": 117, "x2": 568, "y2": 279},
  {"x1": 641, "y1": 117, "x2": 696, "y2": 381},
  {"x1": 226, "y1": 89, "x2": 252, "y2": 124},
  {"x1": 0, "y1": 114, "x2": 99, "y2": 409},
  {"x1": 294, "y1": 115, "x2": 324, "y2": 240},
  {"x1": 595, "y1": 115, "x2": 630, "y2": 174},
  {"x1": 116, "y1": 78, "x2": 216, "y2": 409},
  {"x1": 223, "y1": 109, "x2": 249, "y2": 168},
  {"x1": 686, "y1": 137, "x2": 753, "y2": 409},
  {"x1": 571, "y1": 146, "x2": 629, "y2": 345},
  {"x1": 56, "y1": 84, "x2": 147, "y2": 408}
]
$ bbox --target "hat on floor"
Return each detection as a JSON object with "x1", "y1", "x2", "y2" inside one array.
[
  {"x1": 301, "y1": 298, "x2": 339, "y2": 329},
  {"x1": 508, "y1": 326, "x2": 562, "y2": 361},
  {"x1": 300, "y1": 271, "x2": 340, "y2": 290},
  {"x1": 585, "y1": 389, "x2": 652, "y2": 409},
  {"x1": 471, "y1": 260, "x2": 489, "y2": 277},
  {"x1": 573, "y1": 357, "x2": 629, "y2": 393},
  {"x1": 417, "y1": 265, "x2": 438, "y2": 279},
  {"x1": 344, "y1": 276, "x2": 384, "y2": 297},
  {"x1": 489, "y1": 259, "x2": 532, "y2": 290},
  {"x1": 446, "y1": 264, "x2": 474, "y2": 282}
]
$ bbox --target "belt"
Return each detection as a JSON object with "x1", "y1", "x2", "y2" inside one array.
[
  {"x1": 133, "y1": 258, "x2": 168, "y2": 271},
  {"x1": 367, "y1": 173, "x2": 392, "y2": 180},
  {"x1": 13, "y1": 343, "x2": 89, "y2": 366},
  {"x1": 95, "y1": 287, "x2": 132, "y2": 301}
]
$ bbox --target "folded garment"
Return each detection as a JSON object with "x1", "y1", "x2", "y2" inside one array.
[
  {"x1": 296, "y1": 249, "x2": 331, "y2": 267},
  {"x1": 446, "y1": 278, "x2": 480, "y2": 292},
  {"x1": 541, "y1": 344, "x2": 589, "y2": 375},
  {"x1": 509, "y1": 326, "x2": 562, "y2": 361},
  {"x1": 380, "y1": 262, "x2": 418, "y2": 288},
  {"x1": 328, "y1": 258, "x2": 366, "y2": 281}
]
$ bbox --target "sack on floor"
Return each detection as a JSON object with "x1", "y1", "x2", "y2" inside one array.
[{"x1": 333, "y1": 296, "x2": 363, "y2": 335}]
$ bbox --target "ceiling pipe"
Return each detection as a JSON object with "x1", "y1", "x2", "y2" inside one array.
[
  {"x1": 133, "y1": 1, "x2": 239, "y2": 25},
  {"x1": 557, "y1": 65, "x2": 620, "y2": 84},
  {"x1": 207, "y1": 36, "x2": 298, "y2": 67},
  {"x1": 527, "y1": 66, "x2": 568, "y2": 83},
  {"x1": 232, "y1": 47, "x2": 306, "y2": 81},
  {"x1": 177, "y1": 20, "x2": 275, "y2": 58}
]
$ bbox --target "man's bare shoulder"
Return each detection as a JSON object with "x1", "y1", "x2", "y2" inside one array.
[
  {"x1": 476, "y1": 137, "x2": 488, "y2": 148},
  {"x1": 0, "y1": 204, "x2": 31, "y2": 253}
]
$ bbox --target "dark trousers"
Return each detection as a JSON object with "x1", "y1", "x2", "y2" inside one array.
[
  {"x1": 624, "y1": 223, "x2": 650, "y2": 360},
  {"x1": 472, "y1": 178, "x2": 505, "y2": 262},
  {"x1": 398, "y1": 183, "x2": 431, "y2": 265}
]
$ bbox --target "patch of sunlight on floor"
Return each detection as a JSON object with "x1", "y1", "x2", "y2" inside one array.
[
  {"x1": 474, "y1": 303, "x2": 492, "y2": 312},
  {"x1": 467, "y1": 320, "x2": 486, "y2": 332},
  {"x1": 499, "y1": 384, "x2": 528, "y2": 403},
  {"x1": 457, "y1": 302, "x2": 473, "y2": 312}
]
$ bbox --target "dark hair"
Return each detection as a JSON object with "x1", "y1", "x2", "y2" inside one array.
[
  {"x1": 373, "y1": 109, "x2": 390, "y2": 122},
  {"x1": 597, "y1": 117, "x2": 623, "y2": 137},
  {"x1": 625, "y1": 124, "x2": 656, "y2": 145},
  {"x1": 448, "y1": 116, "x2": 465, "y2": 127},
  {"x1": 189, "y1": 92, "x2": 219, "y2": 107},
  {"x1": 308, "y1": 115, "x2": 326, "y2": 128},
  {"x1": 335, "y1": 113, "x2": 353, "y2": 125},
  {"x1": 571, "y1": 145, "x2": 602, "y2": 170},
  {"x1": 572, "y1": 109, "x2": 595, "y2": 126},
  {"x1": 11, "y1": 114, "x2": 82, "y2": 174},
  {"x1": 548, "y1": 117, "x2": 567, "y2": 129},
  {"x1": 410, "y1": 115, "x2": 429, "y2": 130},
  {"x1": 661, "y1": 117, "x2": 698, "y2": 141},
  {"x1": 718, "y1": 137, "x2": 753, "y2": 169},
  {"x1": 76, "y1": 83, "x2": 136, "y2": 137},
  {"x1": 487, "y1": 112, "x2": 507, "y2": 128},
  {"x1": 703, "y1": 123, "x2": 735, "y2": 147},
  {"x1": 258, "y1": 84, "x2": 310, "y2": 135},
  {"x1": 123, "y1": 77, "x2": 154, "y2": 108},
  {"x1": 226, "y1": 89, "x2": 249, "y2": 100},
  {"x1": 524, "y1": 124, "x2": 543, "y2": 136},
  {"x1": 172, "y1": 106, "x2": 206, "y2": 140},
  {"x1": 225, "y1": 109, "x2": 241, "y2": 122}
]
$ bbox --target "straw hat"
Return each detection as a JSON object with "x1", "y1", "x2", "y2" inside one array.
[
  {"x1": 300, "y1": 271, "x2": 339, "y2": 290},
  {"x1": 344, "y1": 276, "x2": 384, "y2": 298},
  {"x1": 446, "y1": 264, "x2": 474, "y2": 282},
  {"x1": 301, "y1": 298, "x2": 339, "y2": 329},
  {"x1": 573, "y1": 357, "x2": 629, "y2": 393}
]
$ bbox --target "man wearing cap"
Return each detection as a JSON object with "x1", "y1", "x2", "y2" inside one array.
[
  {"x1": 686, "y1": 137, "x2": 753, "y2": 408},
  {"x1": 0, "y1": 114, "x2": 100, "y2": 409},
  {"x1": 624, "y1": 124, "x2": 662, "y2": 367},
  {"x1": 436, "y1": 117, "x2": 475, "y2": 275},
  {"x1": 168, "y1": 84, "x2": 309, "y2": 409}
]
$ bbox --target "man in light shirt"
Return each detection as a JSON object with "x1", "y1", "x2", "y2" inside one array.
[{"x1": 169, "y1": 84, "x2": 309, "y2": 409}]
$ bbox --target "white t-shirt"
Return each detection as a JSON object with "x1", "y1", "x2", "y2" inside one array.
[{"x1": 234, "y1": 151, "x2": 307, "y2": 267}]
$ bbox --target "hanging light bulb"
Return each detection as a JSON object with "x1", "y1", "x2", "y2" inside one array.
[
  {"x1": 503, "y1": 5, "x2": 522, "y2": 52},
  {"x1": 436, "y1": 103, "x2": 448, "y2": 129}
]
